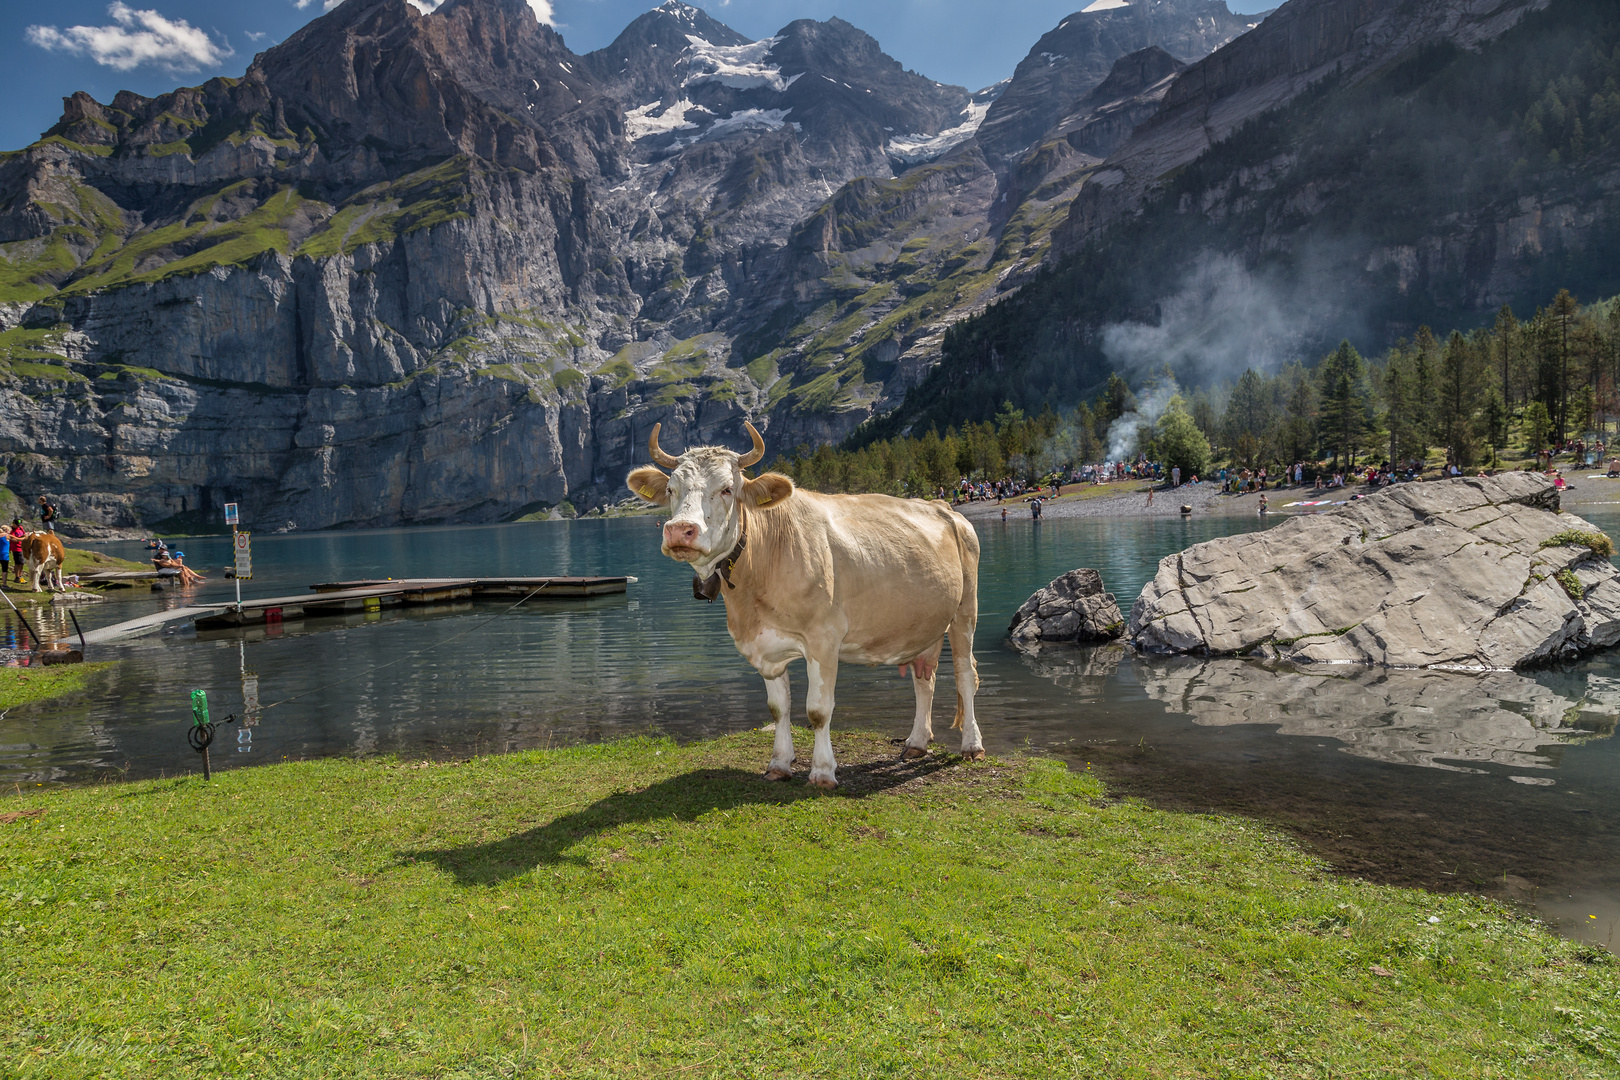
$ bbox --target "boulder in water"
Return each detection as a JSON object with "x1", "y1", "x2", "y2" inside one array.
[
  {"x1": 1128, "y1": 473, "x2": 1620, "y2": 669},
  {"x1": 1010, "y1": 569, "x2": 1124, "y2": 650}
]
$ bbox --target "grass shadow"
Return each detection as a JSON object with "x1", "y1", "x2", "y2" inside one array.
[{"x1": 408, "y1": 752, "x2": 957, "y2": 886}]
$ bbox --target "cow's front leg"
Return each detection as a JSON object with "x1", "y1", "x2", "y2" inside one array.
[
  {"x1": 763, "y1": 671, "x2": 794, "y2": 781},
  {"x1": 804, "y1": 653, "x2": 840, "y2": 789}
]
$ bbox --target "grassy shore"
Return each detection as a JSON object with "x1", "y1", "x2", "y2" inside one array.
[
  {"x1": 2, "y1": 731, "x2": 1617, "y2": 1078},
  {"x1": 2, "y1": 544, "x2": 149, "y2": 595},
  {"x1": 0, "y1": 662, "x2": 117, "y2": 710}
]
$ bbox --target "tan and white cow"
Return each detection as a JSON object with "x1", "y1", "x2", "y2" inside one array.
[
  {"x1": 628, "y1": 422, "x2": 982, "y2": 788},
  {"x1": 22, "y1": 532, "x2": 67, "y2": 593}
]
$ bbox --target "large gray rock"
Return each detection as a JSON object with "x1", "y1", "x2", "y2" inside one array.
[
  {"x1": 1010, "y1": 568, "x2": 1124, "y2": 649},
  {"x1": 1128, "y1": 473, "x2": 1620, "y2": 670}
]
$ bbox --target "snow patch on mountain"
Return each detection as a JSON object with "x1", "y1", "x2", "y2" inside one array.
[
  {"x1": 625, "y1": 99, "x2": 701, "y2": 140},
  {"x1": 1081, "y1": 0, "x2": 1132, "y2": 11},
  {"x1": 886, "y1": 83, "x2": 1004, "y2": 166},
  {"x1": 682, "y1": 34, "x2": 799, "y2": 92},
  {"x1": 673, "y1": 107, "x2": 798, "y2": 147}
]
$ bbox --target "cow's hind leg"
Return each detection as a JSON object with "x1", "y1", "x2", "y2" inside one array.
[
  {"x1": 804, "y1": 653, "x2": 840, "y2": 789},
  {"x1": 763, "y1": 672, "x2": 794, "y2": 781},
  {"x1": 900, "y1": 639, "x2": 943, "y2": 759},
  {"x1": 948, "y1": 618, "x2": 984, "y2": 761}
]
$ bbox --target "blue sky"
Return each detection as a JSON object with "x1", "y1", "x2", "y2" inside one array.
[{"x1": 1, "y1": 0, "x2": 1274, "y2": 153}]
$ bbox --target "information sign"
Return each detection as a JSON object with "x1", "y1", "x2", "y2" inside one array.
[
  {"x1": 234, "y1": 531, "x2": 252, "y2": 580},
  {"x1": 223, "y1": 502, "x2": 239, "y2": 525}
]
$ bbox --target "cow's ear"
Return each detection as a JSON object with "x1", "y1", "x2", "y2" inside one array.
[
  {"x1": 743, "y1": 472, "x2": 794, "y2": 508},
  {"x1": 627, "y1": 466, "x2": 670, "y2": 506}
]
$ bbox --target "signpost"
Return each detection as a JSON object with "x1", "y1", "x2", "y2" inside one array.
[{"x1": 226, "y1": 502, "x2": 250, "y2": 611}]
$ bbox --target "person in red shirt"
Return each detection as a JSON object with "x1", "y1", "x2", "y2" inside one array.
[{"x1": 8, "y1": 520, "x2": 25, "y2": 584}]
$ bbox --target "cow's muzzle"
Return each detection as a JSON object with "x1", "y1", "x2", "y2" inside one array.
[{"x1": 663, "y1": 520, "x2": 706, "y2": 560}]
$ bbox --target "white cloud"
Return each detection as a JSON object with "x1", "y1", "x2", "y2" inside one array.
[
  {"x1": 26, "y1": 2, "x2": 233, "y2": 73},
  {"x1": 244, "y1": 30, "x2": 268, "y2": 41},
  {"x1": 397, "y1": 0, "x2": 555, "y2": 21}
]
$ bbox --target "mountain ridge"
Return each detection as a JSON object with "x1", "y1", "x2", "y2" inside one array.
[{"x1": 4, "y1": 0, "x2": 1544, "y2": 534}]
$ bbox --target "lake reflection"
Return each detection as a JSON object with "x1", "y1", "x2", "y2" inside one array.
[{"x1": 1132, "y1": 657, "x2": 1620, "y2": 774}]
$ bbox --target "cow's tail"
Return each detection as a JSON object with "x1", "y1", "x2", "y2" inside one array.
[{"x1": 947, "y1": 510, "x2": 981, "y2": 731}]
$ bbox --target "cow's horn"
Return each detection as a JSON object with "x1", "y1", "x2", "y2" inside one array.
[
  {"x1": 737, "y1": 421, "x2": 765, "y2": 468},
  {"x1": 649, "y1": 423, "x2": 680, "y2": 469}
]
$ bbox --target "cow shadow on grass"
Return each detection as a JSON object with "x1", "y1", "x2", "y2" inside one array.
[{"x1": 407, "y1": 752, "x2": 957, "y2": 886}]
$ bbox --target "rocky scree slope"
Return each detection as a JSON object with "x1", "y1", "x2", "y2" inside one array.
[{"x1": 0, "y1": 0, "x2": 1249, "y2": 533}]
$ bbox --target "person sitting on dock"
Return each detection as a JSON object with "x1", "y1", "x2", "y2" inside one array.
[{"x1": 153, "y1": 545, "x2": 207, "y2": 588}]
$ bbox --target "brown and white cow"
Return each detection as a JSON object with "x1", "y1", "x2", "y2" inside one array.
[
  {"x1": 22, "y1": 532, "x2": 66, "y2": 593},
  {"x1": 628, "y1": 422, "x2": 983, "y2": 788}
]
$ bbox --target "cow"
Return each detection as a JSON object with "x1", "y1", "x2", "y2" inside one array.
[
  {"x1": 627, "y1": 421, "x2": 983, "y2": 788},
  {"x1": 22, "y1": 531, "x2": 66, "y2": 593}
]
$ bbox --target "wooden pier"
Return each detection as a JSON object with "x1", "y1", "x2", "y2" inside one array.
[
  {"x1": 193, "y1": 577, "x2": 631, "y2": 630},
  {"x1": 78, "y1": 576, "x2": 633, "y2": 643}
]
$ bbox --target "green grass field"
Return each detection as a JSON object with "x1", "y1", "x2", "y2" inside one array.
[{"x1": 1, "y1": 731, "x2": 1616, "y2": 1078}]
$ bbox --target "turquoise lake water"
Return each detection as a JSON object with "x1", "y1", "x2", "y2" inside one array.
[{"x1": 3, "y1": 506, "x2": 1619, "y2": 949}]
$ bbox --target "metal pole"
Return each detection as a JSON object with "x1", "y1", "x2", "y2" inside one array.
[
  {"x1": 232, "y1": 523, "x2": 242, "y2": 612},
  {"x1": 0, "y1": 590, "x2": 41, "y2": 649}
]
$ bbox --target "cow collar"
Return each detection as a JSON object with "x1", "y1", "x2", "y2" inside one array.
[{"x1": 692, "y1": 512, "x2": 747, "y2": 603}]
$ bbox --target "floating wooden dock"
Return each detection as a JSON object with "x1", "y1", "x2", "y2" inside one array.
[
  {"x1": 76, "y1": 569, "x2": 182, "y2": 583},
  {"x1": 77, "y1": 576, "x2": 632, "y2": 643},
  {"x1": 193, "y1": 577, "x2": 631, "y2": 630}
]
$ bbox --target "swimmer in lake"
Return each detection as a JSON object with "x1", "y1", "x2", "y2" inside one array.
[{"x1": 1258, "y1": 493, "x2": 1269, "y2": 514}]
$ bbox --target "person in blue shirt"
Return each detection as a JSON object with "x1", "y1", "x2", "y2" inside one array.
[{"x1": 0, "y1": 527, "x2": 9, "y2": 584}]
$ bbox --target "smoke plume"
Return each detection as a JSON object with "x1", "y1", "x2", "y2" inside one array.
[
  {"x1": 1105, "y1": 378, "x2": 1179, "y2": 462},
  {"x1": 1099, "y1": 252, "x2": 1315, "y2": 387}
]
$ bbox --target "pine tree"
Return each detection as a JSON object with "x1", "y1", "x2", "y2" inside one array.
[
  {"x1": 1551, "y1": 289, "x2": 1580, "y2": 441},
  {"x1": 1381, "y1": 347, "x2": 1422, "y2": 467},
  {"x1": 1317, "y1": 341, "x2": 1375, "y2": 468},
  {"x1": 1494, "y1": 305, "x2": 1519, "y2": 409},
  {"x1": 1411, "y1": 327, "x2": 1440, "y2": 448},
  {"x1": 1438, "y1": 330, "x2": 1484, "y2": 466},
  {"x1": 1222, "y1": 369, "x2": 1276, "y2": 448}
]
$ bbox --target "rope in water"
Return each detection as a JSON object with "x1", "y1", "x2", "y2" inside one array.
[{"x1": 253, "y1": 583, "x2": 551, "y2": 714}]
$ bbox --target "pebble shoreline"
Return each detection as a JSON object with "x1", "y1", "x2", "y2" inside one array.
[{"x1": 953, "y1": 472, "x2": 1620, "y2": 523}]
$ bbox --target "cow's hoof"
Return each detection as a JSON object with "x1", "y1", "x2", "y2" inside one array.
[
  {"x1": 808, "y1": 774, "x2": 839, "y2": 790},
  {"x1": 899, "y1": 745, "x2": 929, "y2": 760},
  {"x1": 763, "y1": 767, "x2": 793, "y2": 782},
  {"x1": 963, "y1": 749, "x2": 986, "y2": 762}
]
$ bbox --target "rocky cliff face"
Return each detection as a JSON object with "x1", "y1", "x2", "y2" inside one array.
[
  {"x1": 0, "y1": 0, "x2": 1268, "y2": 533},
  {"x1": 878, "y1": 0, "x2": 1620, "y2": 436},
  {"x1": 974, "y1": 0, "x2": 1259, "y2": 166},
  {"x1": 1055, "y1": 0, "x2": 1553, "y2": 252}
]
